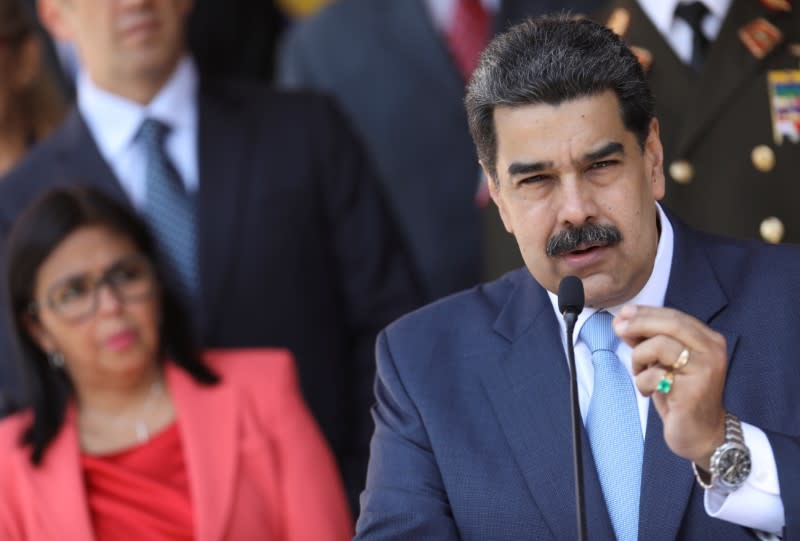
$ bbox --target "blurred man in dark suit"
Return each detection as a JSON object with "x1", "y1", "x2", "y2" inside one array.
[
  {"x1": 596, "y1": 0, "x2": 800, "y2": 244},
  {"x1": 0, "y1": 0, "x2": 423, "y2": 514},
  {"x1": 279, "y1": 0, "x2": 605, "y2": 300}
]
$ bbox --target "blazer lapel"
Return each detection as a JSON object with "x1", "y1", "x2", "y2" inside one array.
[
  {"x1": 637, "y1": 216, "x2": 737, "y2": 541},
  {"x1": 194, "y1": 84, "x2": 252, "y2": 337},
  {"x1": 673, "y1": 0, "x2": 789, "y2": 158},
  {"x1": 383, "y1": 0, "x2": 466, "y2": 98},
  {"x1": 168, "y1": 362, "x2": 238, "y2": 541},
  {"x1": 478, "y1": 272, "x2": 615, "y2": 539},
  {"x1": 31, "y1": 408, "x2": 95, "y2": 540},
  {"x1": 54, "y1": 110, "x2": 129, "y2": 203}
]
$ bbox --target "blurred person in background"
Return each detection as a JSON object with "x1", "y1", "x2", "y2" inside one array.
[
  {"x1": 0, "y1": 0, "x2": 423, "y2": 514},
  {"x1": 278, "y1": 0, "x2": 605, "y2": 299},
  {"x1": 0, "y1": 186, "x2": 352, "y2": 540},
  {"x1": 595, "y1": 0, "x2": 800, "y2": 244},
  {"x1": 0, "y1": 0, "x2": 64, "y2": 176}
]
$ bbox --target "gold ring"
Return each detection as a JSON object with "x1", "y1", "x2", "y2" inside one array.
[
  {"x1": 657, "y1": 370, "x2": 674, "y2": 394},
  {"x1": 672, "y1": 348, "x2": 690, "y2": 372}
]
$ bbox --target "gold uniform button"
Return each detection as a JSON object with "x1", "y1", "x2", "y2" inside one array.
[
  {"x1": 760, "y1": 216, "x2": 784, "y2": 244},
  {"x1": 669, "y1": 160, "x2": 694, "y2": 184},
  {"x1": 751, "y1": 145, "x2": 776, "y2": 172}
]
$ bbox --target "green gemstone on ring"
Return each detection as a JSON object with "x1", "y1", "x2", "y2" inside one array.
[{"x1": 657, "y1": 376, "x2": 673, "y2": 394}]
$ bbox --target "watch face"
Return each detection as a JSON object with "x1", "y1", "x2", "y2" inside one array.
[{"x1": 717, "y1": 445, "x2": 752, "y2": 488}]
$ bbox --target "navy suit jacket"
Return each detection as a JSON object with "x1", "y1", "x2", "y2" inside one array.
[
  {"x1": 0, "y1": 80, "x2": 424, "y2": 511},
  {"x1": 356, "y1": 215, "x2": 800, "y2": 539}
]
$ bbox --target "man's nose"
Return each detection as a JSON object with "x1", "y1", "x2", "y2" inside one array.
[{"x1": 557, "y1": 176, "x2": 597, "y2": 227}]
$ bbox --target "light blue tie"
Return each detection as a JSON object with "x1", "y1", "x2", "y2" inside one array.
[
  {"x1": 138, "y1": 118, "x2": 198, "y2": 301},
  {"x1": 581, "y1": 311, "x2": 643, "y2": 541}
]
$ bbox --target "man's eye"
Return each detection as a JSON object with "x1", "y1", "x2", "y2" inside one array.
[
  {"x1": 519, "y1": 174, "x2": 551, "y2": 184},
  {"x1": 591, "y1": 160, "x2": 618, "y2": 169}
]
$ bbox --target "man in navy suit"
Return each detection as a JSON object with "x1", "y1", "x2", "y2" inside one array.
[
  {"x1": 0, "y1": 0, "x2": 423, "y2": 514},
  {"x1": 356, "y1": 15, "x2": 797, "y2": 540}
]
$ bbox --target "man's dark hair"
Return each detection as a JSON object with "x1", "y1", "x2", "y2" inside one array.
[
  {"x1": 465, "y1": 14, "x2": 654, "y2": 182},
  {"x1": 6, "y1": 185, "x2": 219, "y2": 465}
]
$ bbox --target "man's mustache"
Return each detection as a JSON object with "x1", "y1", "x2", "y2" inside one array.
[{"x1": 546, "y1": 223, "x2": 623, "y2": 257}]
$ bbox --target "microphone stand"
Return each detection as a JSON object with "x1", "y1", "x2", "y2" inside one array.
[{"x1": 563, "y1": 308, "x2": 587, "y2": 541}]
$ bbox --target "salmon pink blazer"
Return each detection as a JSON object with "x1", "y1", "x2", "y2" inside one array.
[{"x1": 0, "y1": 349, "x2": 353, "y2": 541}]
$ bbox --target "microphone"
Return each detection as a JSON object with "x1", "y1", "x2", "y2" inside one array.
[{"x1": 558, "y1": 276, "x2": 586, "y2": 541}]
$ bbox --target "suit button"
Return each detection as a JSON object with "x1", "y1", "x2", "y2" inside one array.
[
  {"x1": 760, "y1": 216, "x2": 784, "y2": 244},
  {"x1": 751, "y1": 145, "x2": 776, "y2": 172},
  {"x1": 669, "y1": 160, "x2": 694, "y2": 184}
]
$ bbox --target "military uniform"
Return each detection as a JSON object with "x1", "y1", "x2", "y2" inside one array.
[{"x1": 598, "y1": 0, "x2": 800, "y2": 244}]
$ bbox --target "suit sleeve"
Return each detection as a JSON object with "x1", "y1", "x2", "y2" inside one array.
[
  {"x1": 312, "y1": 97, "x2": 426, "y2": 509},
  {"x1": 0, "y1": 217, "x2": 23, "y2": 417},
  {"x1": 766, "y1": 430, "x2": 800, "y2": 539},
  {"x1": 354, "y1": 331, "x2": 460, "y2": 540},
  {"x1": 271, "y1": 352, "x2": 354, "y2": 541}
]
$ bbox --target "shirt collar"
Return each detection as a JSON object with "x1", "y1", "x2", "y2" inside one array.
[
  {"x1": 637, "y1": 0, "x2": 732, "y2": 35},
  {"x1": 77, "y1": 56, "x2": 198, "y2": 160},
  {"x1": 547, "y1": 203, "x2": 674, "y2": 343}
]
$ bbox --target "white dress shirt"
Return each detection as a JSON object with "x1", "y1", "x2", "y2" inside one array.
[
  {"x1": 636, "y1": 0, "x2": 732, "y2": 64},
  {"x1": 424, "y1": 0, "x2": 500, "y2": 33},
  {"x1": 547, "y1": 204, "x2": 784, "y2": 535},
  {"x1": 76, "y1": 57, "x2": 199, "y2": 209}
]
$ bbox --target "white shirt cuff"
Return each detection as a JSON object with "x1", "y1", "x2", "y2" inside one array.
[{"x1": 704, "y1": 422, "x2": 784, "y2": 536}]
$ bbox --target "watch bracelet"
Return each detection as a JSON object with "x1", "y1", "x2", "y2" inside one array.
[{"x1": 691, "y1": 412, "x2": 743, "y2": 489}]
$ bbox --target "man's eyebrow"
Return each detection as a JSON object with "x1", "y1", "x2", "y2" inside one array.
[
  {"x1": 507, "y1": 160, "x2": 553, "y2": 176},
  {"x1": 583, "y1": 141, "x2": 624, "y2": 162}
]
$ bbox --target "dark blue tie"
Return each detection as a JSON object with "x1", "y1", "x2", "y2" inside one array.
[
  {"x1": 138, "y1": 118, "x2": 198, "y2": 300},
  {"x1": 675, "y1": 2, "x2": 711, "y2": 72}
]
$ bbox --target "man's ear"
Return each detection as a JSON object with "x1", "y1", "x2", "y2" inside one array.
[
  {"x1": 644, "y1": 117, "x2": 666, "y2": 201},
  {"x1": 38, "y1": 0, "x2": 75, "y2": 43},
  {"x1": 481, "y1": 160, "x2": 515, "y2": 235}
]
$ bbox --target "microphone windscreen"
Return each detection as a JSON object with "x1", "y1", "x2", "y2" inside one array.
[{"x1": 558, "y1": 275, "x2": 584, "y2": 315}]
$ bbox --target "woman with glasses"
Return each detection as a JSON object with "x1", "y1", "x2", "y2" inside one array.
[
  {"x1": 0, "y1": 185, "x2": 353, "y2": 540},
  {"x1": 0, "y1": 0, "x2": 65, "y2": 176}
]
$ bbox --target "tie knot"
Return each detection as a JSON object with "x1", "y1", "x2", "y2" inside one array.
[
  {"x1": 580, "y1": 311, "x2": 620, "y2": 354},
  {"x1": 674, "y1": 2, "x2": 709, "y2": 32},
  {"x1": 138, "y1": 118, "x2": 171, "y2": 146}
]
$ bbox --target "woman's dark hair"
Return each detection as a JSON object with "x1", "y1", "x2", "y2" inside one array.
[
  {"x1": 6, "y1": 185, "x2": 218, "y2": 464},
  {"x1": 465, "y1": 14, "x2": 655, "y2": 183},
  {"x1": 0, "y1": 0, "x2": 66, "y2": 141}
]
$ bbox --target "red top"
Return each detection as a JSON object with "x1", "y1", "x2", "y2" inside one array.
[{"x1": 81, "y1": 422, "x2": 194, "y2": 541}]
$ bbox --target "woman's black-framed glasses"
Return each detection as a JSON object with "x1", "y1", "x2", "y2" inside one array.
[{"x1": 31, "y1": 254, "x2": 157, "y2": 323}]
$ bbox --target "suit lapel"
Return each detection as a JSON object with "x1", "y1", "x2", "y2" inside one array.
[
  {"x1": 30, "y1": 407, "x2": 95, "y2": 540},
  {"x1": 383, "y1": 0, "x2": 466, "y2": 98},
  {"x1": 194, "y1": 84, "x2": 251, "y2": 336},
  {"x1": 53, "y1": 110, "x2": 129, "y2": 203},
  {"x1": 673, "y1": 0, "x2": 789, "y2": 158},
  {"x1": 168, "y1": 362, "x2": 238, "y2": 541},
  {"x1": 478, "y1": 272, "x2": 615, "y2": 539},
  {"x1": 637, "y1": 216, "x2": 737, "y2": 541}
]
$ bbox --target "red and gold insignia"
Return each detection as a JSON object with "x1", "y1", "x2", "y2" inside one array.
[
  {"x1": 759, "y1": 0, "x2": 792, "y2": 12},
  {"x1": 606, "y1": 8, "x2": 631, "y2": 37},
  {"x1": 738, "y1": 18, "x2": 784, "y2": 59},
  {"x1": 631, "y1": 46, "x2": 653, "y2": 71}
]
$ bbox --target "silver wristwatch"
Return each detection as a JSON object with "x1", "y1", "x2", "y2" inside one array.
[{"x1": 692, "y1": 412, "x2": 752, "y2": 494}]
